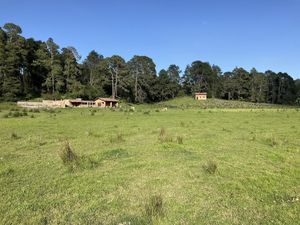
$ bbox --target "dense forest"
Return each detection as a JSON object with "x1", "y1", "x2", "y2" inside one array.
[{"x1": 0, "y1": 23, "x2": 299, "y2": 105}]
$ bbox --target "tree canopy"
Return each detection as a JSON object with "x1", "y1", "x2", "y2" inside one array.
[{"x1": 0, "y1": 23, "x2": 298, "y2": 105}]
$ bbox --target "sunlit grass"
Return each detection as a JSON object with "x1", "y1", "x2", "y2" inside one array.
[{"x1": 0, "y1": 98, "x2": 299, "y2": 224}]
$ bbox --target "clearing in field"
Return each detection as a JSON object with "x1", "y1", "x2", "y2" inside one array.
[{"x1": 0, "y1": 98, "x2": 299, "y2": 225}]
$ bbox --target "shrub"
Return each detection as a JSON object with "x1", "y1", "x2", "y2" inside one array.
[
  {"x1": 145, "y1": 194, "x2": 164, "y2": 219},
  {"x1": 2, "y1": 113, "x2": 9, "y2": 118},
  {"x1": 203, "y1": 160, "x2": 218, "y2": 174},
  {"x1": 12, "y1": 111, "x2": 21, "y2": 117},
  {"x1": 144, "y1": 110, "x2": 150, "y2": 115}
]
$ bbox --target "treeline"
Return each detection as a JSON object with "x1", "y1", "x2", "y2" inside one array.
[{"x1": 0, "y1": 23, "x2": 299, "y2": 104}]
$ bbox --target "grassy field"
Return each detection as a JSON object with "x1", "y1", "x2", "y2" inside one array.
[{"x1": 0, "y1": 98, "x2": 299, "y2": 225}]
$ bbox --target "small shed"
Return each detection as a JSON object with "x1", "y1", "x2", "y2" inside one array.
[
  {"x1": 95, "y1": 98, "x2": 119, "y2": 108},
  {"x1": 195, "y1": 92, "x2": 207, "y2": 100}
]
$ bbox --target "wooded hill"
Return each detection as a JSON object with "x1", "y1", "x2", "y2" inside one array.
[{"x1": 0, "y1": 23, "x2": 299, "y2": 104}]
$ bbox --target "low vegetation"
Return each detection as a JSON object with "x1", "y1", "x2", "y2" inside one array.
[{"x1": 0, "y1": 98, "x2": 299, "y2": 224}]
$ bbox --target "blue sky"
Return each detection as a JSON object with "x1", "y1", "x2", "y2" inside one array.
[{"x1": 1, "y1": 0, "x2": 299, "y2": 78}]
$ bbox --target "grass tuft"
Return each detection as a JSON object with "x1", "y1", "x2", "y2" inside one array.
[
  {"x1": 145, "y1": 194, "x2": 164, "y2": 220},
  {"x1": 159, "y1": 127, "x2": 166, "y2": 138},
  {"x1": 177, "y1": 136, "x2": 183, "y2": 144},
  {"x1": 265, "y1": 136, "x2": 280, "y2": 147},
  {"x1": 109, "y1": 133, "x2": 125, "y2": 143},
  {"x1": 10, "y1": 132, "x2": 19, "y2": 140},
  {"x1": 58, "y1": 141, "x2": 78, "y2": 165},
  {"x1": 203, "y1": 160, "x2": 218, "y2": 174}
]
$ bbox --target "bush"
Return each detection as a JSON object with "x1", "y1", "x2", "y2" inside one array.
[
  {"x1": 203, "y1": 160, "x2": 218, "y2": 174},
  {"x1": 145, "y1": 194, "x2": 164, "y2": 219},
  {"x1": 12, "y1": 111, "x2": 21, "y2": 117}
]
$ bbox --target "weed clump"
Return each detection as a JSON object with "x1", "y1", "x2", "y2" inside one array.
[
  {"x1": 203, "y1": 160, "x2": 218, "y2": 174},
  {"x1": 158, "y1": 128, "x2": 173, "y2": 143},
  {"x1": 58, "y1": 141, "x2": 100, "y2": 171},
  {"x1": 145, "y1": 194, "x2": 164, "y2": 220},
  {"x1": 59, "y1": 141, "x2": 78, "y2": 165},
  {"x1": 265, "y1": 136, "x2": 280, "y2": 147},
  {"x1": 109, "y1": 133, "x2": 125, "y2": 143},
  {"x1": 11, "y1": 132, "x2": 19, "y2": 140},
  {"x1": 177, "y1": 136, "x2": 183, "y2": 144},
  {"x1": 159, "y1": 127, "x2": 166, "y2": 138}
]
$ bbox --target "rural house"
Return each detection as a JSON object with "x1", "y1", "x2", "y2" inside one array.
[
  {"x1": 95, "y1": 98, "x2": 119, "y2": 108},
  {"x1": 195, "y1": 92, "x2": 207, "y2": 100}
]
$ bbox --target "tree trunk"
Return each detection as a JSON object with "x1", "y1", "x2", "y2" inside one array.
[
  {"x1": 134, "y1": 74, "x2": 138, "y2": 102},
  {"x1": 115, "y1": 70, "x2": 118, "y2": 98},
  {"x1": 111, "y1": 73, "x2": 115, "y2": 99}
]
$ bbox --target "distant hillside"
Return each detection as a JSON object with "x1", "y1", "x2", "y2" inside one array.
[{"x1": 156, "y1": 97, "x2": 294, "y2": 109}]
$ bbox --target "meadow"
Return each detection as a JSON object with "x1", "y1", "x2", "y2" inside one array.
[{"x1": 0, "y1": 98, "x2": 299, "y2": 225}]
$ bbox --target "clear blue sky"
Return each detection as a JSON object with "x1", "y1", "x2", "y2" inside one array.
[{"x1": 1, "y1": 0, "x2": 299, "y2": 78}]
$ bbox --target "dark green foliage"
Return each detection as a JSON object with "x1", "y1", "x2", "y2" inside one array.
[{"x1": 0, "y1": 22, "x2": 298, "y2": 105}]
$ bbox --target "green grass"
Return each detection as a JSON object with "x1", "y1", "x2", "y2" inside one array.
[{"x1": 0, "y1": 98, "x2": 299, "y2": 224}]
